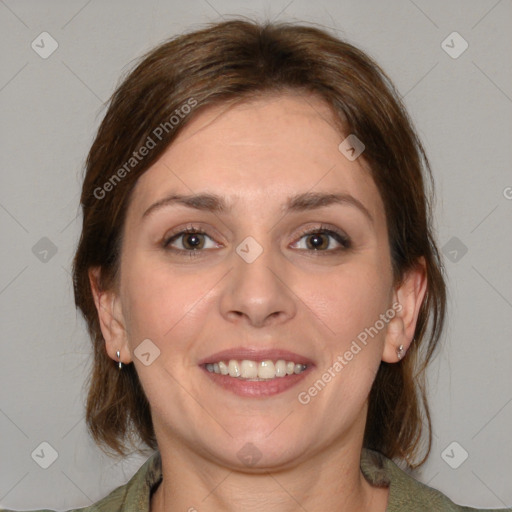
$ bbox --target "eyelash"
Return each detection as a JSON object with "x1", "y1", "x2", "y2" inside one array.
[
  {"x1": 162, "y1": 224, "x2": 351, "y2": 259},
  {"x1": 294, "y1": 225, "x2": 351, "y2": 252}
]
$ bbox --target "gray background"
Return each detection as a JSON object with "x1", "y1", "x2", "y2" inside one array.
[{"x1": 1, "y1": 0, "x2": 511, "y2": 509}]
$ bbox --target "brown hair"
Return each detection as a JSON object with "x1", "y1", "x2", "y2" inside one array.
[{"x1": 73, "y1": 19, "x2": 446, "y2": 467}]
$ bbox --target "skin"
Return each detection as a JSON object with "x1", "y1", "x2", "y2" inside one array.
[{"x1": 91, "y1": 92, "x2": 427, "y2": 511}]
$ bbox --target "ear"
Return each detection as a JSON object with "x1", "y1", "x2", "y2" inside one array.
[
  {"x1": 382, "y1": 257, "x2": 428, "y2": 363},
  {"x1": 88, "y1": 267, "x2": 132, "y2": 364}
]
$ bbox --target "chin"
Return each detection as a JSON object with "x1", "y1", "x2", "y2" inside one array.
[{"x1": 202, "y1": 428, "x2": 313, "y2": 472}]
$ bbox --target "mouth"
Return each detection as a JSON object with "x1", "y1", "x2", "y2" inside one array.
[
  {"x1": 202, "y1": 359, "x2": 307, "y2": 380},
  {"x1": 198, "y1": 348, "x2": 313, "y2": 398}
]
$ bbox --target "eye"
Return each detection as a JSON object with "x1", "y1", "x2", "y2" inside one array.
[
  {"x1": 162, "y1": 224, "x2": 351, "y2": 257},
  {"x1": 163, "y1": 227, "x2": 219, "y2": 253},
  {"x1": 291, "y1": 226, "x2": 351, "y2": 252}
]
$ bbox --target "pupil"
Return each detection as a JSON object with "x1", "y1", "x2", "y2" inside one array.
[
  {"x1": 308, "y1": 234, "x2": 326, "y2": 250},
  {"x1": 185, "y1": 234, "x2": 202, "y2": 249}
]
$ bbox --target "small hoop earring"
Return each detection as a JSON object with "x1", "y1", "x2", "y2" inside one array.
[
  {"x1": 397, "y1": 344, "x2": 405, "y2": 360},
  {"x1": 116, "y1": 350, "x2": 123, "y2": 370}
]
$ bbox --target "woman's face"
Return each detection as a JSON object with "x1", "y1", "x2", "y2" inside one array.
[{"x1": 105, "y1": 92, "x2": 410, "y2": 470}]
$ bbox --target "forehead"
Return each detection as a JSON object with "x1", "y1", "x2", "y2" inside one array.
[{"x1": 127, "y1": 92, "x2": 384, "y2": 222}]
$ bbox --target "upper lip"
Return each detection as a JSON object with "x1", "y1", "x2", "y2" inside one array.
[{"x1": 198, "y1": 347, "x2": 314, "y2": 366}]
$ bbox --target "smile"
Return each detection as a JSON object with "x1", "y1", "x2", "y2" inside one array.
[{"x1": 204, "y1": 359, "x2": 308, "y2": 380}]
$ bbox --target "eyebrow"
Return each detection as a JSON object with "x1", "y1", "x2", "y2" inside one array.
[{"x1": 142, "y1": 191, "x2": 373, "y2": 224}]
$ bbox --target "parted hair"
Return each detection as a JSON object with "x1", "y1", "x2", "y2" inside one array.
[{"x1": 72, "y1": 18, "x2": 446, "y2": 468}]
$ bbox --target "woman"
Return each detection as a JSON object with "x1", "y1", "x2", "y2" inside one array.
[{"x1": 3, "y1": 18, "x2": 509, "y2": 512}]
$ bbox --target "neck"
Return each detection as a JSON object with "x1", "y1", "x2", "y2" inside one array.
[{"x1": 150, "y1": 439, "x2": 388, "y2": 512}]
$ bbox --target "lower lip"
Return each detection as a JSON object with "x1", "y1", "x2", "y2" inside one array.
[{"x1": 201, "y1": 366, "x2": 312, "y2": 398}]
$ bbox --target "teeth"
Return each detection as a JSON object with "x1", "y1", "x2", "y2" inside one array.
[
  {"x1": 258, "y1": 360, "x2": 275, "y2": 379},
  {"x1": 228, "y1": 360, "x2": 240, "y2": 377},
  {"x1": 240, "y1": 360, "x2": 258, "y2": 379},
  {"x1": 275, "y1": 360, "x2": 287, "y2": 377},
  {"x1": 218, "y1": 361, "x2": 229, "y2": 375},
  {"x1": 205, "y1": 359, "x2": 307, "y2": 380}
]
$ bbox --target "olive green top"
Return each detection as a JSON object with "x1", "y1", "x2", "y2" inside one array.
[{"x1": 2, "y1": 449, "x2": 510, "y2": 511}]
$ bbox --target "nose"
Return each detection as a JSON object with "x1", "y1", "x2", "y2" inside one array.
[{"x1": 219, "y1": 243, "x2": 297, "y2": 328}]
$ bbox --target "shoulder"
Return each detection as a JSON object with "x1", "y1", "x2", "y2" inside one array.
[
  {"x1": 0, "y1": 451, "x2": 162, "y2": 512},
  {"x1": 361, "y1": 448, "x2": 512, "y2": 512}
]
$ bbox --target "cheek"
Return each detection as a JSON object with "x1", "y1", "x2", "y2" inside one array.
[
  {"x1": 294, "y1": 258, "x2": 392, "y2": 405},
  {"x1": 298, "y1": 260, "x2": 392, "y2": 346},
  {"x1": 295, "y1": 263, "x2": 390, "y2": 419},
  {"x1": 120, "y1": 256, "x2": 220, "y2": 349}
]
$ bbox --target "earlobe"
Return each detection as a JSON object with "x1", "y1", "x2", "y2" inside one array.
[
  {"x1": 382, "y1": 258, "x2": 427, "y2": 363},
  {"x1": 88, "y1": 267, "x2": 132, "y2": 364},
  {"x1": 382, "y1": 316, "x2": 407, "y2": 362}
]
